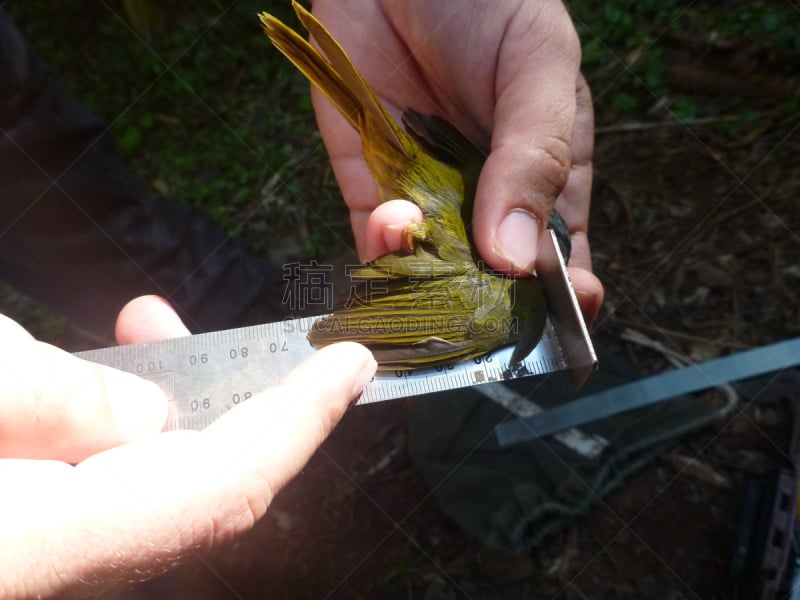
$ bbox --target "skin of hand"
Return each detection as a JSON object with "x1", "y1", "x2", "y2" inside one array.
[
  {"x1": 0, "y1": 295, "x2": 376, "y2": 598},
  {"x1": 309, "y1": 0, "x2": 604, "y2": 324}
]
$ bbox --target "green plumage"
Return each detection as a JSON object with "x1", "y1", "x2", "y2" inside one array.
[{"x1": 260, "y1": 2, "x2": 557, "y2": 370}]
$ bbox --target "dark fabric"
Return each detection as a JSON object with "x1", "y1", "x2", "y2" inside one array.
[
  {"x1": 0, "y1": 8, "x2": 288, "y2": 336},
  {"x1": 408, "y1": 345, "x2": 735, "y2": 553}
]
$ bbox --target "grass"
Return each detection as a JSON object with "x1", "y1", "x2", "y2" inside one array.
[
  {"x1": 568, "y1": 0, "x2": 799, "y2": 120},
  {"x1": 8, "y1": 0, "x2": 351, "y2": 258}
]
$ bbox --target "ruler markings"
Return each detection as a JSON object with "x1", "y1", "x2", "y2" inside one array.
[{"x1": 75, "y1": 316, "x2": 582, "y2": 430}]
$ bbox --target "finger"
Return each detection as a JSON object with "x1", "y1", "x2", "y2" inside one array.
[
  {"x1": 349, "y1": 208, "x2": 372, "y2": 260},
  {"x1": 363, "y1": 199, "x2": 424, "y2": 260},
  {"x1": 559, "y1": 75, "x2": 603, "y2": 324},
  {"x1": 472, "y1": 1, "x2": 581, "y2": 275},
  {"x1": 567, "y1": 266, "x2": 604, "y2": 328},
  {"x1": 0, "y1": 315, "x2": 167, "y2": 462},
  {"x1": 556, "y1": 72, "x2": 595, "y2": 273},
  {"x1": 319, "y1": 113, "x2": 375, "y2": 258},
  {"x1": 115, "y1": 295, "x2": 190, "y2": 345},
  {"x1": 0, "y1": 343, "x2": 376, "y2": 596}
]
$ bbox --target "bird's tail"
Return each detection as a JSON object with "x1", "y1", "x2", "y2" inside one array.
[{"x1": 258, "y1": 1, "x2": 411, "y2": 195}]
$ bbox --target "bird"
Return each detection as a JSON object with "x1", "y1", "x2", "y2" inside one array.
[{"x1": 259, "y1": 1, "x2": 569, "y2": 371}]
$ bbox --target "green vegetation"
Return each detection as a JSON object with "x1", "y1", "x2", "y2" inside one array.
[
  {"x1": 8, "y1": 0, "x2": 349, "y2": 257},
  {"x1": 568, "y1": 0, "x2": 799, "y2": 120}
]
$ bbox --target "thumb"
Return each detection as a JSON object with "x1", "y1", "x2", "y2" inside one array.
[{"x1": 472, "y1": 3, "x2": 581, "y2": 275}]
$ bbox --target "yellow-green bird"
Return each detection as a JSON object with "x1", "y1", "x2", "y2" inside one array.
[{"x1": 259, "y1": 2, "x2": 569, "y2": 371}]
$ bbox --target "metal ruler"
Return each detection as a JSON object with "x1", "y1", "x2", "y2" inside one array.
[
  {"x1": 74, "y1": 231, "x2": 596, "y2": 432},
  {"x1": 495, "y1": 337, "x2": 800, "y2": 445},
  {"x1": 75, "y1": 317, "x2": 566, "y2": 431}
]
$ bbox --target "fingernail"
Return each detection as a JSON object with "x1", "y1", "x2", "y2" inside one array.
[
  {"x1": 110, "y1": 378, "x2": 169, "y2": 438},
  {"x1": 351, "y1": 355, "x2": 378, "y2": 399},
  {"x1": 496, "y1": 210, "x2": 540, "y2": 273}
]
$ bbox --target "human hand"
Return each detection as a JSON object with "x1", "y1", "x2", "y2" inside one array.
[
  {"x1": 310, "y1": 0, "x2": 603, "y2": 324},
  {"x1": 0, "y1": 296, "x2": 376, "y2": 598}
]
